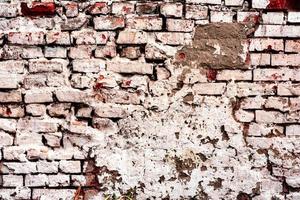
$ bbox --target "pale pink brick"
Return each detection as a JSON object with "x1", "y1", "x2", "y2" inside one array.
[
  {"x1": 186, "y1": 5, "x2": 208, "y2": 19},
  {"x1": 25, "y1": 174, "x2": 48, "y2": 187},
  {"x1": 1, "y1": 162, "x2": 37, "y2": 174},
  {"x1": 44, "y1": 47, "x2": 67, "y2": 58},
  {"x1": 248, "y1": 123, "x2": 284, "y2": 137},
  {"x1": 2, "y1": 175, "x2": 23, "y2": 187},
  {"x1": 0, "y1": 60, "x2": 26, "y2": 74},
  {"x1": 234, "y1": 109, "x2": 255, "y2": 122},
  {"x1": 126, "y1": 16, "x2": 163, "y2": 31},
  {"x1": 48, "y1": 174, "x2": 70, "y2": 187},
  {"x1": 107, "y1": 61, "x2": 153, "y2": 75},
  {"x1": 94, "y1": 16, "x2": 125, "y2": 30},
  {"x1": 234, "y1": 83, "x2": 276, "y2": 97},
  {"x1": 59, "y1": 160, "x2": 81, "y2": 173},
  {"x1": 254, "y1": 68, "x2": 300, "y2": 81},
  {"x1": 240, "y1": 97, "x2": 266, "y2": 109},
  {"x1": 255, "y1": 25, "x2": 300, "y2": 38},
  {"x1": 285, "y1": 40, "x2": 300, "y2": 52},
  {"x1": 156, "y1": 32, "x2": 191, "y2": 45},
  {"x1": 166, "y1": 19, "x2": 194, "y2": 32},
  {"x1": 17, "y1": 118, "x2": 58, "y2": 133},
  {"x1": 95, "y1": 45, "x2": 117, "y2": 58},
  {"x1": 46, "y1": 31, "x2": 71, "y2": 45},
  {"x1": 262, "y1": 12, "x2": 284, "y2": 24},
  {"x1": 71, "y1": 30, "x2": 109, "y2": 45},
  {"x1": 286, "y1": 125, "x2": 300, "y2": 136},
  {"x1": 217, "y1": 70, "x2": 252, "y2": 81},
  {"x1": 192, "y1": 83, "x2": 226, "y2": 95},
  {"x1": 117, "y1": 30, "x2": 148, "y2": 44},
  {"x1": 249, "y1": 38, "x2": 284, "y2": 52},
  {"x1": 24, "y1": 90, "x2": 53, "y2": 103},
  {"x1": 160, "y1": 3, "x2": 183, "y2": 18},
  {"x1": 88, "y1": 2, "x2": 110, "y2": 15},
  {"x1": 8, "y1": 32, "x2": 45, "y2": 45},
  {"x1": 278, "y1": 83, "x2": 300, "y2": 96},
  {"x1": 112, "y1": 2, "x2": 135, "y2": 15},
  {"x1": 265, "y1": 97, "x2": 289, "y2": 112},
  {"x1": 256, "y1": 110, "x2": 286, "y2": 123},
  {"x1": 32, "y1": 189, "x2": 76, "y2": 200},
  {"x1": 272, "y1": 54, "x2": 300, "y2": 66},
  {"x1": 69, "y1": 45, "x2": 94, "y2": 59},
  {"x1": 250, "y1": 53, "x2": 270, "y2": 66}
]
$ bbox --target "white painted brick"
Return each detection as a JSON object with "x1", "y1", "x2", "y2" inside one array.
[
  {"x1": 249, "y1": 38, "x2": 284, "y2": 51},
  {"x1": 186, "y1": 0, "x2": 221, "y2": 4},
  {"x1": 107, "y1": 61, "x2": 153, "y2": 75},
  {"x1": 59, "y1": 160, "x2": 81, "y2": 173},
  {"x1": 252, "y1": 0, "x2": 269, "y2": 9},
  {"x1": 166, "y1": 19, "x2": 194, "y2": 32},
  {"x1": 286, "y1": 125, "x2": 300, "y2": 136},
  {"x1": 210, "y1": 11, "x2": 235, "y2": 23},
  {"x1": 186, "y1": 5, "x2": 208, "y2": 19},
  {"x1": 3, "y1": 175, "x2": 23, "y2": 187},
  {"x1": 285, "y1": 40, "x2": 300, "y2": 52},
  {"x1": 160, "y1": 3, "x2": 183, "y2": 17},
  {"x1": 262, "y1": 12, "x2": 284, "y2": 24},
  {"x1": 288, "y1": 12, "x2": 300, "y2": 23}
]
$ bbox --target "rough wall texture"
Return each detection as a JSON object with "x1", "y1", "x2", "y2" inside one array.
[{"x1": 0, "y1": 0, "x2": 300, "y2": 199}]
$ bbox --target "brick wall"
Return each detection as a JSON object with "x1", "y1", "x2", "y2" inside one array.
[{"x1": 0, "y1": 0, "x2": 300, "y2": 199}]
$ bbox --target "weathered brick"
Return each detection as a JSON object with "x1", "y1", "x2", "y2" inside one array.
[
  {"x1": 26, "y1": 104, "x2": 47, "y2": 117},
  {"x1": 286, "y1": 125, "x2": 300, "y2": 136},
  {"x1": 2, "y1": 175, "x2": 23, "y2": 187},
  {"x1": 43, "y1": 132, "x2": 63, "y2": 147},
  {"x1": 265, "y1": 97, "x2": 289, "y2": 112},
  {"x1": 69, "y1": 45, "x2": 95, "y2": 59},
  {"x1": 186, "y1": 5, "x2": 208, "y2": 19},
  {"x1": 55, "y1": 89, "x2": 91, "y2": 103},
  {"x1": 72, "y1": 59, "x2": 106, "y2": 73},
  {"x1": 44, "y1": 47, "x2": 67, "y2": 58},
  {"x1": 217, "y1": 70, "x2": 252, "y2": 81},
  {"x1": 254, "y1": 68, "x2": 300, "y2": 81},
  {"x1": 22, "y1": 47, "x2": 44, "y2": 59},
  {"x1": 0, "y1": 3, "x2": 18, "y2": 17},
  {"x1": 65, "y1": 2, "x2": 78, "y2": 18},
  {"x1": 32, "y1": 189, "x2": 76, "y2": 200},
  {"x1": 117, "y1": 30, "x2": 148, "y2": 44},
  {"x1": 285, "y1": 40, "x2": 300, "y2": 52},
  {"x1": 233, "y1": 83, "x2": 276, "y2": 97},
  {"x1": 0, "y1": 74, "x2": 22, "y2": 89},
  {"x1": 59, "y1": 160, "x2": 81, "y2": 173},
  {"x1": 136, "y1": 2, "x2": 158, "y2": 14},
  {"x1": 28, "y1": 59, "x2": 68, "y2": 73},
  {"x1": 8, "y1": 31, "x2": 45, "y2": 45},
  {"x1": 278, "y1": 83, "x2": 300, "y2": 96},
  {"x1": 94, "y1": 16, "x2": 125, "y2": 30},
  {"x1": 166, "y1": 19, "x2": 194, "y2": 32},
  {"x1": 48, "y1": 174, "x2": 70, "y2": 187},
  {"x1": 160, "y1": 3, "x2": 183, "y2": 17},
  {"x1": 262, "y1": 12, "x2": 284, "y2": 24},
  {"x1": 71, "y1": 74, "x2": 94, "y2": 89},
  {"x1": 126, "y1": 16, "x2": 163, "y2": 31},
  {"x1": 234, "y1": 109, "x2": 255, "y2": 122},
  {"x1": 156, "y1": 32, "x2": 191, "y2": 45},
  {"x1": 95, "y1": 45, "x2": 117, "y2": 58},
  {"x1": 0, "y1": 91, "x2": 22, "y2": 103},
  {"x1": 112, "y1": 2, "x2": 135, "y2": 15},
  {"x1": 210, "y1": 11, "x2": 235, "y2": 23},
  {"x1": 192, "y1": 83, "x2": 226, "y2": 95},
  {"x1": 0, "y1": 60, "x2": 25, "y2": 74},
  {"x1": 255, "y1": 110, "x2": 285, "y2": 123},
  {"x1": 0, "y1": 131, "x2": 14, "y2": 147},
  {"x1": 288, "y1": 12, "x2": 300, "y2": 23},
  {"x1": 17, "y1": 118, "x2": 58, "y2": 133},
  {"x1": 224, "y1": 0, "x2": 243, "y2": 6},
  {"x1": 1, "y1": 162, "x2": 37, "y2": 174},
  {"x1": 272, "y1": 54, "x2": 300, "y2": 66},
  {"x1": 107, "y1": 61, "x2": 153, "y2": 75},
  {"x1": 250, "y1": 53, "x2": 270, "y2": 66},
  {"x1": 121, "y1": 47, "x2": 141, "y2": 59},
  {"x1": 255, "y1": 25, "x2": 300, "y2": 38},
  {"x1": 47, "y1": 103, "x2": 71, "y2": 118},
  {"x1": 25, "y1": 174, "x2": 49, "y2": 187},
  {"x1": 24, "y1": 90, "x2": 53, "y2": 103},
  {"x1": 186, "y1": 0, "x2": 221, "y2": 4},
  {"x1": 0, "y1": 105, "x2": 25, "y2": 118},
  {"x1": 46, "y1": 31, "x2": 71, "y2": 45},
  {"x1": 60, "y1": 16, "x2": 88, "y2": 31},
  {"x1": 248, "y1": 123, "x2": 284, "y2": 136},
  {"x1": 249, "y1": 38, "x2": 284, "y2": 51},
  {"x1": 88, "y1": 2, "x2": 110, "y2": 15},
  {"x1": 71, "y1": 30, "x2": 109, "y2": 44},
  {"x1": 251, "y1": 0, "x2": 269, "y2": 8}
]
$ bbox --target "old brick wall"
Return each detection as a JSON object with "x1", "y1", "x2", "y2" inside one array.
[{"x1": 0, "y1": 0, "x2": 300, "y2": 199}]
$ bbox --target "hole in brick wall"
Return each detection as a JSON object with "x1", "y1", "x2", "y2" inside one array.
[{"x1": 267, "y1": 0, "x2": 300, "y2": 10}]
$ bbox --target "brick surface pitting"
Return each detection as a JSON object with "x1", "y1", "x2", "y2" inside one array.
[{"x1": 0, "y1": 0, "x2": 300, "y2": 200}]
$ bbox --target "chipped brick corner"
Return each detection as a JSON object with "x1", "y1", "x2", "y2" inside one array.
[{"x1": 0, "y1": 0, "x2": 300, "y2": 199}]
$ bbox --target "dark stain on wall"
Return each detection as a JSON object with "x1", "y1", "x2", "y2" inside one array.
[{"x1": 21, "y1": 2, "x2": 56, "y2": 17}]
